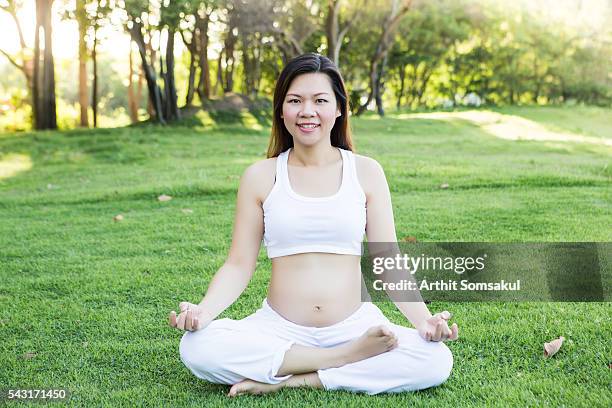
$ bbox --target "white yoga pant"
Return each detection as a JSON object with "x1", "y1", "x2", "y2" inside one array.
[{"x1": 179, "y1": 298, "x2": 453, "y2": 395}]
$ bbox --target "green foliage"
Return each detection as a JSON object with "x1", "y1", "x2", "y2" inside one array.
[
  {"x1": 384, "y1": 0, "x2": 612, "y2": 109},
  {"x1": 1, "y1": 0, "x2": 611, "y2": 131}
]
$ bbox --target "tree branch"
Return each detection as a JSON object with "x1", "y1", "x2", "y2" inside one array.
[{"x1": 0, "y1": 48, "x2": 24, "y2": 71}]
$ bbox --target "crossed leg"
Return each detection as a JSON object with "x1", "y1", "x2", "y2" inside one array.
[
  {"x1": 180, "y1": 312, "x2": 452, "y2": 396},
  {"x1": 227, "y1": 325, "x2": 399, "y2": 397}
]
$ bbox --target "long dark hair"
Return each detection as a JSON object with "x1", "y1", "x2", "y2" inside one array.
[{"x1": 267, "y1": 53, "x2": 354, "y2": 158}]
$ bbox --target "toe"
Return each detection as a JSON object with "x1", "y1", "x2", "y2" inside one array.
[{"x1": 228, "y1": 383, "x2": 242, "y2": 397}]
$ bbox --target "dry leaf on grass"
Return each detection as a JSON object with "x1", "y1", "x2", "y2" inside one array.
[
  {"x1": 158, "y1": 194, "x2": 172, "y2": 202},
  {"x1": 113, "y1": 214, "x2": 124, "y2": 222},
  {"x1": 440, "y1": 183, "x2": 449, "y2": 189},
  {"x1": 22, "y1": 352, "x2": 37, "y2": 359},
  {"x1": 544, "y1": 336, "x2": 565, "y2": 357},
  {"x1": 181, "y1": 208, "x2": 193, "y2": 214},
  {"x1": 402, "y1": 236, "x2": 418, "y2": 243}
]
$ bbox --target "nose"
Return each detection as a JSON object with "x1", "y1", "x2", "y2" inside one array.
[{"x1": 299, "y1": 100, "x2": 316, "y2": 117}]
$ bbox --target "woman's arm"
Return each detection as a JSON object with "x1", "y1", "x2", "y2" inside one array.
[
  {"x1": 197, "y1": 162, "x2": 267, "y2": 319},
  {"x1": 359, "y1": 156, "x2": 457, "y2": 341},
  {"x1": 170, "y1": 161, "x2": 269, "y2": 330}
]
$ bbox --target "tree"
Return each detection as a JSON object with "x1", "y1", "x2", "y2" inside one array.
[
  {"x1": 356, "y1": 0, "x2": 412, "y2": 116},
  {"x1": 270, "y1": 0, "x2": 319, "y2": 63},
  {"x1": 0, "y1": 1, "x2": 33, "y2": 116},
  {"x1": 75, "y1": 0, "x2": 89, "y2": 126},
  {"x1": 160, "y1": 0, "x2": 186, "y2": 120},
  {"x1": 388, "y1": 0, "x2": 470, "y2": 109},
  {"x1": 324, "y1": 0, "x2": 363, "y2": 67},
  {"x1": 124, "y1": 0, "x2": 166, "y2": 124},
  {"x1": 218, "y1": 0, "x2": 238, "y2": 93},
  {"x1": 33, "y1": 0, "x2": 57, "y2": 129}
]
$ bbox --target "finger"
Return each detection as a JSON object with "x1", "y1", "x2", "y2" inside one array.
[
  {"x1": 176, "y1": 311, "x2": 186, "y2": 330},
  {"x1": 193, "y1": 316, "x2": 199, "y2": 331},
  {"x1": 185, "y1": 310, "x2": 193, "y2": 331},
  {"x1": 380, "y1": 326, "x2": 392, "y2": 336},
  {"x1": 169, "y1": 311, "x2": 177, "y2": 327},
  {"x1": 433, "y1": 319, "x2": 443, "y2": 341},
  {"x1": 438, "y1": 310, "x2": 451, "y2": 320},
  {"x1": 179, "y1": 302, "x2": 189, "y2": 313},
  {"x1": 444, "y1": 323, "x2": 452, "y2": 339},
  {"x1": 449, "y1": 323, "x2": 459, "y2": 340}
]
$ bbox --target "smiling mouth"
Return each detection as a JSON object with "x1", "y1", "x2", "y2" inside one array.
[{"x1": 297, "y1": 124, "x2": 320, "y2": 129}]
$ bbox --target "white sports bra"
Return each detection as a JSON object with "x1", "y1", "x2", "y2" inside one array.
[{"x1": 262, "y1": 147, "x2": 367, "y2": 259}]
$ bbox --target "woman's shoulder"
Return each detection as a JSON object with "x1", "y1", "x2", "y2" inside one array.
[
  {"x1": 352, "y1": 153, "x2": 387, "y2": 197},
  {"x1": 353, "y1": 153, "x2": 385, "y2": 177},
  {"x1": 243, "y1": 156, "x2": 277, "y2": 177},
  {"x1": 240, "y1": 157, "x2": 278, "y2": 203}
]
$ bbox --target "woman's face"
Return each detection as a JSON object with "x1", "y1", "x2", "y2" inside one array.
[{"x1": 281, "y1": 72, "x2": 341, "y2": 148}]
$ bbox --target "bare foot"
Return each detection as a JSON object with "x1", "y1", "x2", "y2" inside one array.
[
  {"x1": 338, "y1": 325, "x2": 398, "y2": 365},
  {"x1": 227, "y1": 379, "x2": 282, "y2": 397}
]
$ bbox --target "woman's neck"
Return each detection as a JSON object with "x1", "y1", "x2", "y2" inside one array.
[{"x1": 290, "y1": 143, "x2": 338, "y2": 167}]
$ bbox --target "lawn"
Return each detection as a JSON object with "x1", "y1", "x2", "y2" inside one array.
[{"x1": 0, "y1": 106, "x2": 610, "y2": 407}]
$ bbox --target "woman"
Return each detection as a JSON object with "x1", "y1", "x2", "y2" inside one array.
[{"x1": 169, "y1": 53, "x2": 458, "y2": 397}]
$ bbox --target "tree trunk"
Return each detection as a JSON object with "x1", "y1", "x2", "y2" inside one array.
[
  {"x1": 251, "y1": 34, "x2": 262, "y2": 98},
  {"x1": 396, "y1": 64, "x2": 405, "y2": 110},
  {"x1": 215, "y1": 49, "x2": 223, "y2": 97},
  {"x1": 356, "y1": 0, "x2": 412, "y2": 116},
  {"x1": 195, "y1": 13, "x2": 211, "y2": 102},
  {"x1": 223, "y1": 19, "x2": 237, "y2": 93},
  {"x1": 241, "y1": 34, "x2": 252, "y2": 95},
  {"x1": 223, "y1": 11, "x2": 238, "y2": 93},
  {"x1": 145, "y1": 38, "x2": 156, "y2": 117},
  {"x1": 325, "y1": 0, "x2": 340, "y2": 64},
  {"x1": 179, "y1": 30, "x2": 196, "y2": 105},
  {"x1": 374, "y1": 54, "x2": 388, "y2": 116},
  {"x1": 180, "y1": 30, "x2": 197, "y2": 106},
  {"x1": 416, "y1": 68, "x2": 433, "y2": 106},
  {"x1": 76, "y1": 0, "x2": 89, "y2": 127},
  {"x1": 164, "y1": 29, "x2": 179, "y2": 121},
  {"x1": 137, "y1": 65, "x2": 143, "y2": 110},
  {"x1": 33, "y1": 0, "x2": 57, "y2": 130},
  {"x1": 92, "y1": 23, "x2": 98, "y2": 128},
  {"x1": 32, "y1": 2, "x2": 40, "y2": 129},
  {"x1": 129, "y1": 20, "x2": 165, "y2": 124},
  {"x1": 127, "y1": 45, "x2": 138, "y2": 123},
  {"x1": 325, "y1": 0, "x2": 362, "y2": 67}
]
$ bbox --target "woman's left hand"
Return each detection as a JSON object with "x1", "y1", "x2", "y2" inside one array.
[{"x1": 416, "y1": 311, "x2": 459, "y2": 342}]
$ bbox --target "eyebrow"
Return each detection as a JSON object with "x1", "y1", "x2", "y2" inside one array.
[{"x1": 286, "y1": 93, "x2": 330, "y2": 97}]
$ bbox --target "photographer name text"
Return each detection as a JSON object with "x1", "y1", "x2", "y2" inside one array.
[{"x1": 372, "y1": 279, "x2": 521, "y2": 291}]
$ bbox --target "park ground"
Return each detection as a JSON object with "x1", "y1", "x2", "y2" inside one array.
[{"x1": 0, "y1": 105, "x2": 610, "y2": 406}]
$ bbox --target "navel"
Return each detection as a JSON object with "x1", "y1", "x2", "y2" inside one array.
[{"x1": 313, "y1": 305, "x2": 321, "y2": 312}]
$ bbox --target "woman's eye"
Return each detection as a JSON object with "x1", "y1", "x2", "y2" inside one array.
[{"x1": 287, "y1": 99, "x2": 327, "y2": 103}]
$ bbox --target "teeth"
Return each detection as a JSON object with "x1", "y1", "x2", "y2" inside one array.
[{"x1": 299, "y1": 124, "x2": 318, "y2": 129}]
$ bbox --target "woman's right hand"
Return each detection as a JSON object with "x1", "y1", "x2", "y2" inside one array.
[{"x1": 169, "y1": 302, "x2": 211, "y2": 332}]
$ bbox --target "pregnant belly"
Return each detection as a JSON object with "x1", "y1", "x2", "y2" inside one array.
[{"x1": 267, "y1": 253, "x2": 363, "y2": 327}]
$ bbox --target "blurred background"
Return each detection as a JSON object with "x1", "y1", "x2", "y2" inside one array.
[{"x1": 0, "y1": 0, "x2": 610, "y2": 131}]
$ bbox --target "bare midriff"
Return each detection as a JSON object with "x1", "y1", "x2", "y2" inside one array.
[{"x1": 267, "y1": 252, "x2": 363, "y2": 328}]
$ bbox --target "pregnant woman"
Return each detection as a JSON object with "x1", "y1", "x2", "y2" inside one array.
[{"x1": 169, "y1": 53, "x2": 458, "y2": 397}]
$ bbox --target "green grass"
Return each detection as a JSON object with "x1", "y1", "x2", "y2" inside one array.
[{"x1": 0, "y1": 106, "x2": 611, "y2": 407}]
